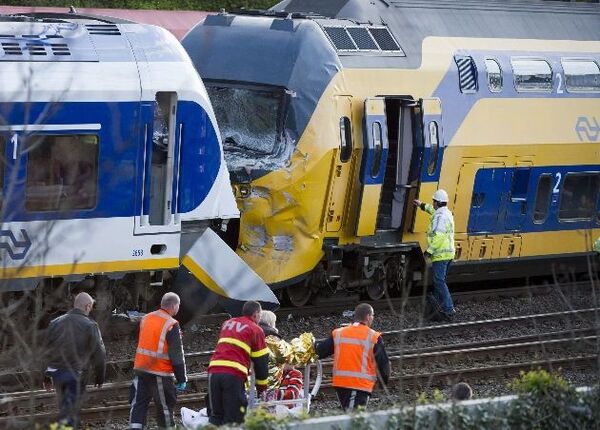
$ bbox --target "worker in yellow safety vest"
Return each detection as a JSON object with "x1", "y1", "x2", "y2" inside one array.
[
  {"x1": 315, "y1": 303, "x2": 390, "y2": 411},
  {"x1": 414, "y1": 188, "x2": 456, "y2": 322}
]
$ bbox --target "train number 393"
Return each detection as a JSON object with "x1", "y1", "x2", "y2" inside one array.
[{"x1": 132, "y1": 249, "x2": 144, "y2": 257}]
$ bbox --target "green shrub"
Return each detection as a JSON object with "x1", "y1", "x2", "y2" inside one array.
[{"x1": 506, "y1": 369, "x2": 594, "y2": 430}]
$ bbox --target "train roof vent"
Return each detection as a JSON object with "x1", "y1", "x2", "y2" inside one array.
[
  {"x1": 85, "y1": 24, "x2": 121, "y2": 36},
  {"x1": 321, "y1": 25, "x2": 404, "y2": 56},
  {"x1": 368, "y1": 27, "x2": 402, "y2": 51},
  {"x1": 454, "y1": 55, "x2": 478, "y2": 93},
  {"x1": 50, "y1": 43, "x2": 71, "y2": 56},
  {"x1": 26, "y1": 42, "x2": 47, "y2": 56},
  {"x1": 323, "y1": 26, "x2": 356, "y2": 50},
  {"x1": 347, "y1": 27, "x2": 378, "y2": 50},
  {"x1": 1, "y1": 41, "x2": 22, "y2": 56}
]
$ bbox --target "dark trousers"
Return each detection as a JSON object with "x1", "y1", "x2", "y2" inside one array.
[
  {"x1": 129, "y1": 373, "x2": 177, "y2": 429},
  {"x1": 48, "y1": 369, "x2": 86, "y2": 429},
  {"x1": 208, "y1": 372, "x2": 248, "y2": 426},
  {"x1": 335, "y1": 387, "x2": 370, "y2": 411}
]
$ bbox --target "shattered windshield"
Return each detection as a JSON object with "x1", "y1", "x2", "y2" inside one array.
[{"x1": 206, "y1": 83, "x2": 293, "y2": 180}]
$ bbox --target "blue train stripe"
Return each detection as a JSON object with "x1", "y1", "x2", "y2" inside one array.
[
  {"x1": 468, "y1": 164, "x2": 600, "y2": 235},
  {"x1": 0, "y1": 100, "x2": 220, "y2": 221}
]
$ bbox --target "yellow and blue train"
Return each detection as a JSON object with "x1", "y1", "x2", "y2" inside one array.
[{"x1": 183, "y1": 0, "x2": 600, "y2": 306}]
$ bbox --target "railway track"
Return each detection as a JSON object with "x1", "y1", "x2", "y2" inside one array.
[
  {"x1": 276, "y1": 281, "x2": 595, "y2": 319},
  {"x1": 1, "y1": 279, "x2": 591, "y2": 349},
  {"x1": 2, "y1": 307, "x2": 598, "y2": 389},
  {"x1": 2, "y1": 354, "x2": 595, "y2": 426},
  {"x1": 2, "y1": 308, "x2": 597, "y2": 426}
]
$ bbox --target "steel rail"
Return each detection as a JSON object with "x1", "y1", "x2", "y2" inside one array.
[
  {"x1": 2, "y1": 355, "x2": 595, "y2": 426},
  {"x1": 2, "y1": 307, "x2": 598, "y2": 390},
  {"x1": 3, "y1": 331, "x2": 597, "y2": 416}
]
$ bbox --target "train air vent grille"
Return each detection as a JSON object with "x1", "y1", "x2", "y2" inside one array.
[
  {"x1": 85, "y1": 24, "x2": 121, "y2": 35},
  {"x1": 347, "y1": 27, "x2": 378, "y2": 50},
  {"x1": 1, "y1": 42, "x2": 22, "y2": 55},
  {"x1": 321, "y1": 25, "x2": 404, "y2": 56},
  {"x1": 323, "y1": 26, "x2": 356, "y2": 50},
  {"x1": 51, "y1": 43, "x2": 71, "y2": 56},
  {"x1": 26, "y1": 43, "x2": 47, "y2": 56},
  {"x1": 454, "y1": 55, "x2": 478, "y2": 93},
  {"x1": 368, "y1": 27, "x2": 401, "y2": 51}
]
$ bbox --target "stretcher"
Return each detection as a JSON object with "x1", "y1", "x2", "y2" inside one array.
[{"x1": 248, "y1": 360, "x2": 323, "y2": 414}]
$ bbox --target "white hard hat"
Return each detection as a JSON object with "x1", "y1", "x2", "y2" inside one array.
[{"x1": 432, "y1": 189, "x2": 449, "y2": 203}]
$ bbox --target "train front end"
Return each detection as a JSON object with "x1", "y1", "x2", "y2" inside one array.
[{"x1": 183, "y1": 12, "x2": 343, "y2": 304}]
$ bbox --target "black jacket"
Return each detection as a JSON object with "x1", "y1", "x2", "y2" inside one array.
[
  {"x1": 165, "y1": 322, "x2": 187, "y2": 384},
  {"x1": 315, "y1": 324, "x2": 391, "y2": 387},
  {"x1": 259, "y1": 322, "x2": 281, "y2": 339},
  {"x1": 44, "y1": 308, "x2": 106, "y2": 385}
]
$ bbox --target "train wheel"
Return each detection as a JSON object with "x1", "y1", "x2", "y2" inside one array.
[
  {"x1": 284, "y1": 282, "x2": 312, "y2": 307},
  {"x1": 365, "y1": 281, "x2": 386, "y2": 301}
]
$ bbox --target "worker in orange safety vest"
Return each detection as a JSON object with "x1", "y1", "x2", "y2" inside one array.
[
  {"x1": 315, "y1": 303, "x2": 390, "y2": 411},
  {"x1": 129, "y1": 292, "x2": 187, "y2": 429}
]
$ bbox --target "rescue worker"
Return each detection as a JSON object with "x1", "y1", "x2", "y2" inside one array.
[
  {"x1": 207, "y1": 301, "x2": 269, "y2": 426},
  {"x1": 43, "y1": 292, "x2": 106, "y2": 429},
  {"x1": 451, "y1": 382, "x2": 473, "y2": 401},
  {"x1": 315, "y1": 303, "x2": 390, "y2": 411},
  {"x1": 414, "y1": 189, "x2": 456, "y2": 322},
  {"x1": 129, "y1": 292, "x2": 187, "y2": 430}
]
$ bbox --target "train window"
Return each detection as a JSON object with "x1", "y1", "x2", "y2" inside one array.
[
  {"x1": 561, "y1": 60, "x2": 600, "y2": 92},
  {"x1": 512, "y1": 58, "x2": 553, "y2": 92},
  {"x1": 339, "y1": 117, "x2": 352, "y2": 162},
  {"x1": 485, "y1": 59, "x2": 502, "y2": 92},
  {"x1": 533, "y1": 174, "x2": 552, "y2": 223},
  {"x1": 371, "y1": 122, "x2": 382, "y2": 178},
  {"x1": 471, "y1": 192, "x2": 485, "y2": 208},
  {"x1": 510, "y1": 169, "x2": 530, "y2": 200},
  {"x1": 558, "y1": 173, "x2": 600, "y2": 221},
  {"x1": 427, "y1": 121, "x2": 439, "y2": 176},
  {"x1": 25, "y1": 134, "x2": 98, "y2": 211},
  {"x1": 454, "y1": 56, "x2": 478, "y2": 93},
  {"x1": 150, "y1": 91, "x2": 176, "y2": 225},
  {"x1": 206, "y1": 83, "x2": 288, "y2": 174}
]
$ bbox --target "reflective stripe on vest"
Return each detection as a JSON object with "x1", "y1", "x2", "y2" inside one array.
[
  {"x1": 134, "y1": 309, "x2": 177, "y2": 376},
  {"x1": 332, "y1": 324, "x2": 380, "y2": 392},
  {"x1": 218, "y1": 337, "x2": 251, "y2": 354},
  {"x1": 208, "y1": 359, "x2": 249, "y2": 375}
]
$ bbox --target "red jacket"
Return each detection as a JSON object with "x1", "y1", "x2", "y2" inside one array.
[
  {"x1": 277, "y1": 368, "x2": 303, "y2": 403},
  {"x1": 208, "y1": 316, "x2": 269, "y2": 389}
]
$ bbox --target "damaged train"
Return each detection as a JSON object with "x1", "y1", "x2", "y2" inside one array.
[
  {"x1": 182, "y1": 0, "x2": 600, "y2": 306},
  {"x1": 0, "y1": 11, "x2": 277, "y2": 319}
]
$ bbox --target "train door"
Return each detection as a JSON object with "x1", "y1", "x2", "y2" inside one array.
[
  {"x1": 134, "y1": 92, "x2": 180, "y2": 235},
  {"x1": 505, "y1": 162, "x2": 533, "y2": 231},
  {"x1": 355, "y1": 97, "x2": 389, "y2": 236},
  {"x1": 455, "y1": 161, "x2": 505, "y2": 260},
  {"x1": 377, "y1": 97, "x2": 419, "y2": 232},
  {"x1": 411, "y1": 98, "x2": 445, "y2": 233},
  {"x1": 324, "y1": 95, "x2": 355, "y2": 233}
]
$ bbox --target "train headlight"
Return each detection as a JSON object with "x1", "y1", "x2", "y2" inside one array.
[{"x1": 239, "y1": 184, "x2": 251, "y2": 198}]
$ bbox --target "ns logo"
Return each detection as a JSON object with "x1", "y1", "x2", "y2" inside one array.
[
  {"x1": 0, "y1": 229, "x2": 31, "y2": 260},
  {"x1": 575, "y1": 116, "x2": 600, "y2": 142}
]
